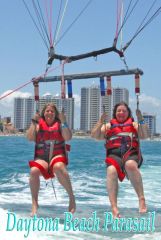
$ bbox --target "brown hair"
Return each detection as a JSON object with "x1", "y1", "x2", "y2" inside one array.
[
  {"x1": 41, "y1": 103, "x2": 60, "y2": 122},
  {"x1": 112, "y1": 101, "x2": 132, "y2": 119}
]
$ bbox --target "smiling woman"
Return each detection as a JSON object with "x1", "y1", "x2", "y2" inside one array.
[
  {"x1": 26, "y1": 102, "x2": 75, "y2": 217},
  {"x1": 91, "y1": 101, "x2": 149, "y2": 218}
]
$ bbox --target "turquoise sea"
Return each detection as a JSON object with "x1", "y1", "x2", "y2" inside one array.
[{"x1": 0, "y1": 136, "x2": 161, "y2": 239}]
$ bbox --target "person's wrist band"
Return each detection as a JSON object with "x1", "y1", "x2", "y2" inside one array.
[
  {"x1": 61, "y1": 122, "x2": 68, "y2": 129},
  {"x1": 31, "y1": 119, "x2": 38, "y2": 124},
  {"x1": 139, "y1": 119, "x2": 145, "y2": 125}
]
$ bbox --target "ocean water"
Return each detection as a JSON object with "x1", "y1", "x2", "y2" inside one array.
[{"x1": 0, "y1": 136, "x2": 161, "y2": 239}]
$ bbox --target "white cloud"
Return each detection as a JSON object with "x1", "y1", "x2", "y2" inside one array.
[
  {"x1": 130, "y1": 93, "x2": 161, "y2": 132},
  {"x1": 42, "y1": 92, "x2": 52, "y2": 97},
  {"x1": 139, "y1": 93, "x2": 161, "y2": 108},
  {"x1": 130, "y1": 93, "x2": 161, "y2": 114},
  {"x1": 0, "y1": 90, "x2": 32, "y2": 103},
  {"x1": 0, "y1": 90, "x2": 32, "y2": 118}
]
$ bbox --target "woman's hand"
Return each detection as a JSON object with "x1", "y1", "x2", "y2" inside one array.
[
  {"x1": 59, "y1": 111, "x2": 66, "y2": 123},
  {"x1": 136, "y1": 109, "x2": 143, "y2": 121},
  {"x1": 32, "y1": 112, "x2": 41, "y2": 122},
  {"x1": 136, "y1": 109, "x2": 149, "y2": 139},
  {"x1": 99, "y1": 112, "x2": 107, "y2": 124},
  {"x1": 91, "y1": 113, "x2": 108, "y2": 140},
  {"x1": 59, "y1": 111, "x2": 72, "y2": 140}
]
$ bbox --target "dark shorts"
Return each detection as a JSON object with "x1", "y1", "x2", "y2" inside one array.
[
  {"x1": 108, "y1": 148, "x2": 139, "y2": 165},
  {"x1": 105, "y1": 148, "x2": 142, "y2": 182}
]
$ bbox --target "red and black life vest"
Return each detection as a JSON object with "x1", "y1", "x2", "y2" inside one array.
[
  {"x1": 34, "y1": 118, "x2": 69, "y2": 161},
  {"x1": 105, "y1": 117, "x2": 143, "y2": 181},
  {"x1": 105, "y1": 117, "x2": 139, "y2": 156}
]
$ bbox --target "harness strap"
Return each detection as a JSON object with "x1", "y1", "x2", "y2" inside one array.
[
  {"x1": 110, "y1": 123, "x2": 133, "y2": 129},
  {"x1": 48, "y1": 140, "x2": 57, "y2": 200},
  {"x1": 49, "y1": 141, "x2": 55, "y2": 161},
  {"x1": 106, "y1": 131, "x2": 143, "y2": 180},
  {"x1": 106, "y1": 132, "x2": 138, "y2": 150},
  {"x1": 106, "y1": 132, "x2": 135, "y2": 140}
]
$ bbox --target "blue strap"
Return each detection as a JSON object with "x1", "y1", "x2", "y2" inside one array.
[
  {"x1": 100, "y1": 77, "x2": 105, "y2": 96},
  {"x1": 67, "y1": 80, "x2": 73, "y2": 98}
]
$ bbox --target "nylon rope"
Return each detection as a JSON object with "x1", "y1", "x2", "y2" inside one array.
[
  {"x1": 128, "y1": 0, "x2": 159, "y2": 43},
  {"x1": 50, "y1": 0, "x2": 53, "y2": 46},
  {"x1": 54, "y1": 0, "x2": 69, "y2": 46},
  {"x1": 44, "y1": 0, "x2": 53, "y2": 47},
  {"x1": 117, "y1": 0, "x2": 140, "y2": 42},
  {"x1": 0, "y1": 63, "x2": 63, "y2": 101},
  {"x1": 131, "y1": 0, "x2": 157, "y2": 40},
  {"x1": 114, "y1": 0, "x2": 122, "y2": 45},
  {"x1": 123, "y1": 2, "x2": 161, "y2": 51},
  {"x1": 32, "y1": 0, "x2": 49, "y2": 41},
  {"x1": 120, "y1": 1, "x2": 124, "y2": 50},
  {"x1": 55, "y1": 0, "x2": 93, "y2": 46},
  {"x1": 53, "y1": 0, "x2": 63, "y2": 46},
  {"x1": 135, "y1": 74, "x2": 142, "y2": 167},
  {"x1": 0, "y1": 79, "x2": 33, "y2": 101},
  {"x1": 22, "y1": 0, "x2": 49, "y2": 49},
  {"x1": 36, "y1": 0, "x2": 51, "y2": 46}
]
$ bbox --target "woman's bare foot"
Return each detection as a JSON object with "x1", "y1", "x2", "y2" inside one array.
[
  {"x1": 112, "y1": 206, "x2": 121, "y2": 218},
  {"x1": 139, "y1": 196, "x2": 147, "y2": 213},
  {"x1": 69, "y1": 195, "x2": 76, "y2": 214},
  {"x1": 30, "y1": 202, "x2": 39, "y2": 217}
]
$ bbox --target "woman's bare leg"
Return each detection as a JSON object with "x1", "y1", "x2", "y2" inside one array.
[
  {"x1": 29, "y1": 160, "x2": 48, "y2": 216},
  {"x1": 125, "y1": 160, "x2": 147, "y2": 213},
  {"x1": 53, "y1": 162, "x2": 76, "y2": 213},
  {"x1": 29, "y1": 167, "x2": 40, "y2": 216},
  {"x1": 107, "y1": 165, "x2": 120, "y2": 218}
]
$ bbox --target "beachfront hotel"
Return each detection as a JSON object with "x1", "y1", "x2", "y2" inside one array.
[
  {"x1": 80, "y1": 86, "x2": 100, "y2": 132},
  {"x1": 38, "y1": 95, "x2": 74, "y2": 130},
  {"x1": 112, "y1": 87, "x2": 129, "y2": 106},
  {"x1": 80, "y1": 86, "x2": 129, "y2": 132},
  {"x1": 13, "y1": 95, "x2": 74, "y2": 131},
  {"x1": 143, "y1": 113, "x2": 156, "y2": 137},
  {"x1": 14, "y1": 97, "x2": 35, "y2": 131}
]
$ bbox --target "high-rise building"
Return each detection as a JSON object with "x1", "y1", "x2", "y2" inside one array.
[
  {"x1": 14, "y1": 95, "x2": 74, "y2": 131},
  {"x1": 80, "y1": 86, "x2": 112, "y2": 131},
  {"x1": 143, "y1": 113, "x2": 156, "y2": 137},
  {"x1": 89, "y1": 86, "x2": 100, "y2": 131},
  {"x1": 80, "y1": 86, "x2": 129, "y2": 132},
  {"x1": 80, "y1": 87, "x2": 89, "y2": 131},
  {"x1": 101, "y1": 95, "x2": 112, "y2": 122},
  {"x1": 14, "y1": 97, "x2": 35, "y2": 131},
  {"x1": 112, "y1": 88, "x2": 129, "y2": 107},
  {"x1": 38, "y1": 95, "x2": 74, "y2": 129},
  {"x1": 80, "y1": 86, "x2": 100, "y2": 131}
]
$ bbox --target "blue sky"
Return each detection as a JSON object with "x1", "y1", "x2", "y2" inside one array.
[{"x1": 0, "y1": 0, "x2": 161, "y2": 131}]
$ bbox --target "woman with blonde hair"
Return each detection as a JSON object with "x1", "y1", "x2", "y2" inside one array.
[{"x1": 27, "y1": 103, "x2": 76, "y2": 216}]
